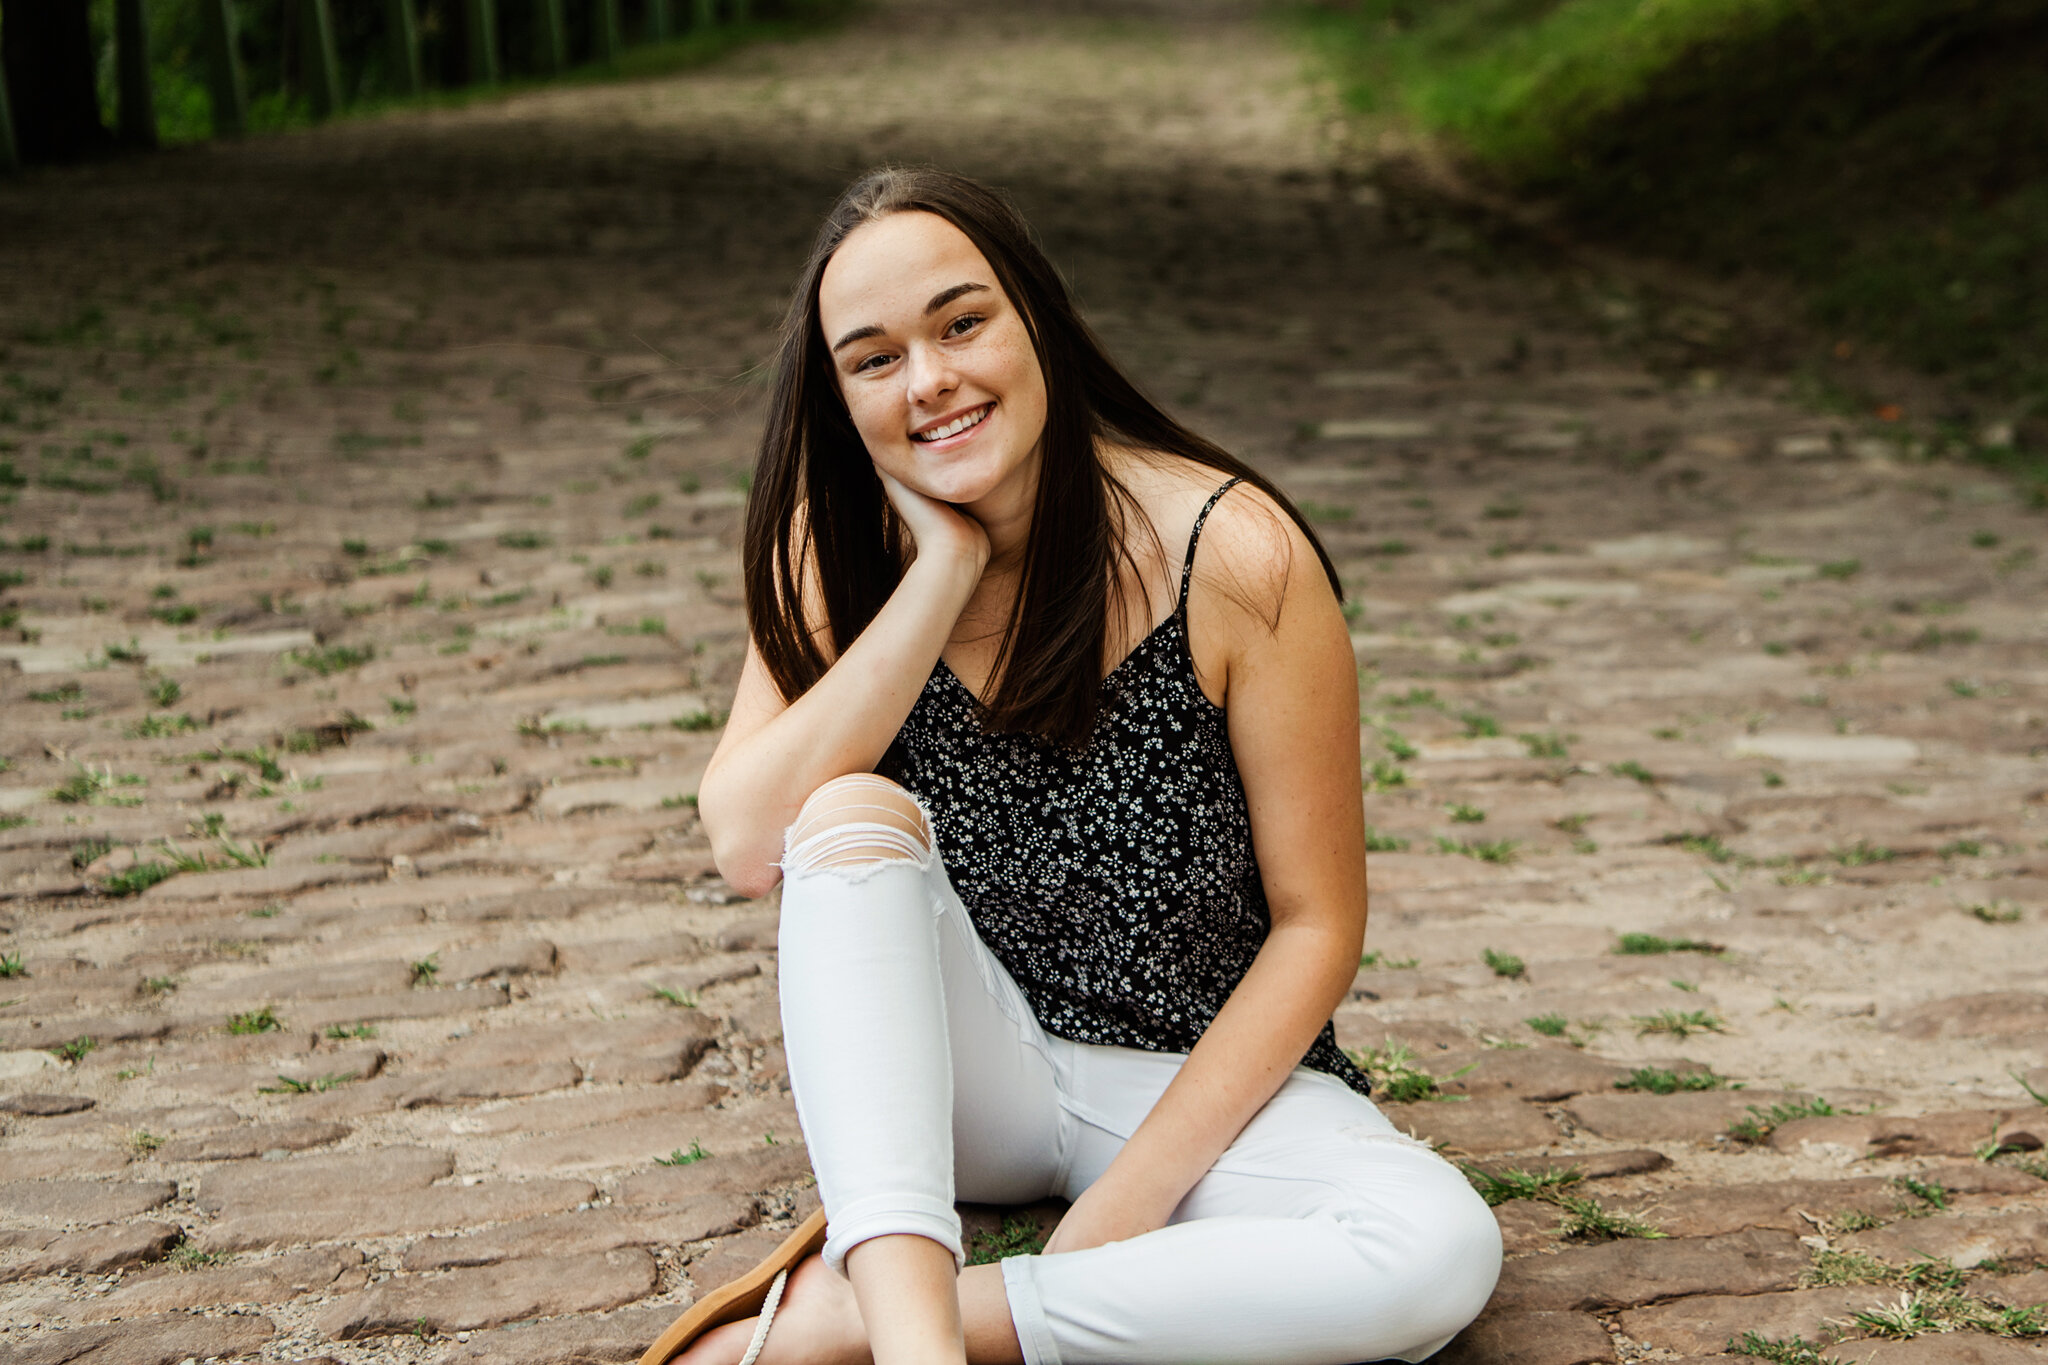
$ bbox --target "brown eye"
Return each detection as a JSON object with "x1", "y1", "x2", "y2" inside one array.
[{"x1": 945, "y1": 314, "x2": 983, "y2": 337}]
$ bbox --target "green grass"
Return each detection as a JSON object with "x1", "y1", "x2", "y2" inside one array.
[
  {"x1": 1434, "y1": 836, "x2": 1520, "y2": 864},
  {"x1": 1461, "y1": 1163, "x2": 1584, "y2": 1206},
  {"x1": 1349, "y1": 1041, "x2": 1475, "y2": 1103},
  {"x1": 656, "y1": 1140, "x2": 709, "y2": 1167},
  {"x1": 1555, "y1": 1194, "x2": 1667, "y2": 1241},
  {"x1": 0, "y1": 951, "x2": 27, "y2": 978},
  {"x1": 1729, "y1": 1331, "x2": 1830, "y2": 1365},
  {"x1": 1481, "y1": 947, "x2": 1526, "y2": 979},
  {"x1": 258, "y1": 1070, "x2": 357, "y2": 1094},
  {"x1": 1617, "y1": 1066, "x2": 1729, "y2": 1094},
  {"x1": 1633, "y1": 1008, "x2": 1726, "y2": 1039},
  {"x1": 289, "y1": 643, "x2": 373, "y2": 676},
  {"x1": 1659, "y1": 832, "x2": 1739, "y2": 864},
  {"x1": 965, "y1": 1212, "x2": 1052, "y2": 1265},
  {"x1": 1614, "y1": 932, "x2": 1722, "y2": 956},
  {"x1": 127, "y1": 712, "x2": 200, "y2": 738},
  {"x1": 102, "y1": 861, "x2": 175, "y2": 896},
  {"x1": 1728, "y1": 1096, "x2": 1839, "y2": 1143},
  {"x1": 226, "y1": 1006, "x2": 282, "y2": 1035},
  {"x1": 1302, "y1": 1, "x2": 2048, "y2": 481},
  {"x1": 1525, "y1": 1013, "x2": 1569, "y2": 1037},
  {"x1": 49, "y1": 1035, "x2": 98, "y2": 1063}
]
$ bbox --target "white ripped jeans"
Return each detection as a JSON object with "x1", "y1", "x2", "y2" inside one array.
[{"x1": 774, "y1": 777, "x2": 1502, "y2": 1365}]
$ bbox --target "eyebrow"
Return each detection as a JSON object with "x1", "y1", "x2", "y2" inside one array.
[{"x1": 829, "y1": 282, "x2": 992, "y2": 353}]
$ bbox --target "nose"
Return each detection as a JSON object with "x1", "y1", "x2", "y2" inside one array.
[{"x1": 903, "y1": 340, "x2": 958, "y2": 409}]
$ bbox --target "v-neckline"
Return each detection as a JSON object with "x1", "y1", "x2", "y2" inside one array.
[{"x1": 934, "y1": 608, "x2": 1183, "y2": 712}]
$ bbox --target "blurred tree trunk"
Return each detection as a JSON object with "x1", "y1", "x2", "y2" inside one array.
[
  {"x1": 385, "y1": 0, "x2": 424, "y2": 96},
  {"x1": 199, "y1": 0, "x2": 248, "y2": 137},
  {"x1": 114, "y1": 0, "x2": 157, "y2": 147},
  {"x1": 0, "y1": 58, "x2": 18, "y2": 170},
  {"x1": 1, "y1": 0, "x2": 112, "y2": 163}
]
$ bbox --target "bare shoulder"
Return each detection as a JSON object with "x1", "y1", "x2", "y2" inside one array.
[{"x1": 1187, "y1": 476, "x2": 1329, "y2": 635}]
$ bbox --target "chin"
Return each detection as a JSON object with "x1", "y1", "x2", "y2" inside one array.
[{"x1": 901, "y1": 461, "x2": 1005, "y2": 507}]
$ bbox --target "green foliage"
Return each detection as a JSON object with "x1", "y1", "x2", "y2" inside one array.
[
  {"x1": 1615, "y1": 932, "x2": 1722, "y2": 956},
  {"x1": 1729, "y1": 1332, "x2": 1830, "y2": 1365},
  {"x1": 50, "y1": 1035, "x2": 98, "y2": 1063},
  {"x1": 226, "y1": 1006, "x2": 281, "y2": 1035},
  {"x1": 1728, "y1": 1096, "x2": 1838, "y2": 1143},
  {"x1": 1555, "y1": 1194, "x2": 1667, "y2": 1241},
  {"x1": 290, "y1": 643, "x2": 373, "y2": 676},
  {"x1": 965, "y1": 1212, "x2": 1051, "y2": 1265},
  {"x1": 102, "y1": 861, "x2": 175, "y2": 896},
  {"x1": 1895, "y1": 1175, "x2": 1949, "y2": 1210},
  {"x1": 1434, "y1": 836, "x2": 1520, "y2": 864},
  {"x1": 1617, "y1": 1066, "x2": 1728, "y2": 1094},
  {"x1": 1461, "y1": 1163, "x2": 1583, "y2": 1206},
  {"x1": 1481, "y1": 947, "x2": 1525, "y2": 979},
  {"x1": 1524, "y1": 1013, "x2": 1568, "y2": 1037},
  {"x1": 1659, "y1": 832, "x2": 1737, "y2": 864},
  {"x1": 656, "y1": 1140, "x2": 710, "y2": 1166},
  {"x1": 1633, "y1": 1008, "x2": 1725, "y2": 1039},
  {"x1": 1303, "y1": 0, "x2": 2048, "y2": 468},
  {"x1": 259, "y1": 1071, "x2": 357, "y2": 1093},
  {"x1": 1349, "y1": 1041, "x2": 1475, "y2": 1102}
]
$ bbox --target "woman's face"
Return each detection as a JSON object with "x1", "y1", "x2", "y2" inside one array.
[{"x1": 817, "y1": 211, "x2": 1049, "y2": 512}]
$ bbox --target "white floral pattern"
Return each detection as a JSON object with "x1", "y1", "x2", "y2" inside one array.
[{"x1": 894, "y1": 479, "x2": 1371, "y2": 1095}]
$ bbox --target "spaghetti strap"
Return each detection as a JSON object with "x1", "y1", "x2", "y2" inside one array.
[{"x1": 1177, "y1": 476, "x2": 1244, "y2": 614}]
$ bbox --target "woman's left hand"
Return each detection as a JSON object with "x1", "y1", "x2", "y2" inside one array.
[{"x1": 1042, "y1": 1173, "x2": 1177, "y2": 1255}]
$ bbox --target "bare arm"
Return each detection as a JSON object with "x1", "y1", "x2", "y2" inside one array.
[
  {"x1": 1044, "y1": 491, "x2": 1367, "y2": 1252},
  {"x1": 699, "y1": 472, "x2": 987, "y2": 898}
]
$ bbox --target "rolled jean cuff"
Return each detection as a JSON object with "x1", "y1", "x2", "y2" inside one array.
[
  {"x1": 1000, "y1": 1255, "x2": 1062, "y2": 1365},
  {"x1": 820, "y1": 1193, "x2": 964, "y2": 1274}
]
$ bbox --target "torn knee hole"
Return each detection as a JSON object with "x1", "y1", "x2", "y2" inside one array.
[{"x1": 782, "y1": 779, "x2": 934, "y2": 876}]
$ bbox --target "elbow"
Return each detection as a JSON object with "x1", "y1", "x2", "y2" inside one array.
[
  {"x1": 721, "y1": 859, "x2": 783, "y2": 903},
  {"x1": 708, "y1": 823, "x2": 782, "y2": 902}
]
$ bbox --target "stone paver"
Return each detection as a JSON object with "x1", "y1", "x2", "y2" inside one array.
[
  {"x1": 9, "y1": 1312, "x2": 275, "y2": 1365},
  {"x1": 3, "y1": 0, "x2": 2046, "y2": 1357},
  {"x1": 1489, "y1": 1230, "x2": 1807, "y2": 1312},
  {"x1": 314, "y1": 1247, "x2": 657, "y2": 1339}
]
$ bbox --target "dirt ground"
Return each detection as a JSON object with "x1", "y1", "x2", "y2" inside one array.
[{"x1": 3, "y1": 2, "x2": 2046, "y2": 1361}]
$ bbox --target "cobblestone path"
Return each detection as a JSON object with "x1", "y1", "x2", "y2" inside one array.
[{"x1": 2, "y1": 2, "x2": 2045, "y2": 1361}]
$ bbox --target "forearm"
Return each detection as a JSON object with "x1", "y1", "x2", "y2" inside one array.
[
  {"x1": 1097, "y1": 917, "x2": 1363, "y2": 1218},
  {"x1": 699, "y1": 551, "x2": 980, "y2": 894}
]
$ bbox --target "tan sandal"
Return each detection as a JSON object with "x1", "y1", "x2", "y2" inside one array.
[{"x1": 639, "y1": 1209, "x2": 829, "y2": 1365}]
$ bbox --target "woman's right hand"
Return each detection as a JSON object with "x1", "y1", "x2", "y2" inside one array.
[{"x1": 876, "y1": 467, "x2": 991, "y2": 577}]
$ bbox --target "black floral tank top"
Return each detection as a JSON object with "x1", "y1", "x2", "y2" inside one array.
[{"x1": 893, "y1": 478, "x2": 1371, "y2": 1096}]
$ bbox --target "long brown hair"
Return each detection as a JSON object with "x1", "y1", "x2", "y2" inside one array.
[{"x1": 743, "y1": 166, "x2": 1341, "y2": 748}]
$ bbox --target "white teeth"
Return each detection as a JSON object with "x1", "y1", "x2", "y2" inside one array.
[{"x1": 914, "y1": 405, "x2": 989, "y2": 442}]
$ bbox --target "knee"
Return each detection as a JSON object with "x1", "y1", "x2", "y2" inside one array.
[
  {"x1": 781, "y1": 774, "x2": 934, "y2": 875},
  {"x1": 1394, "y1": 1182, "x2": 1503, "y2": 1346}
]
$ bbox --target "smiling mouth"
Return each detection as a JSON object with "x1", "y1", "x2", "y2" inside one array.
[{"x1": 911, "y1": 403, "x2": 993, "y2": 443}]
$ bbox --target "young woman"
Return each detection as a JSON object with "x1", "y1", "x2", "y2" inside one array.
[{"x1": 643, "y1": 168, "x2": 1500, "y2": 1365}]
